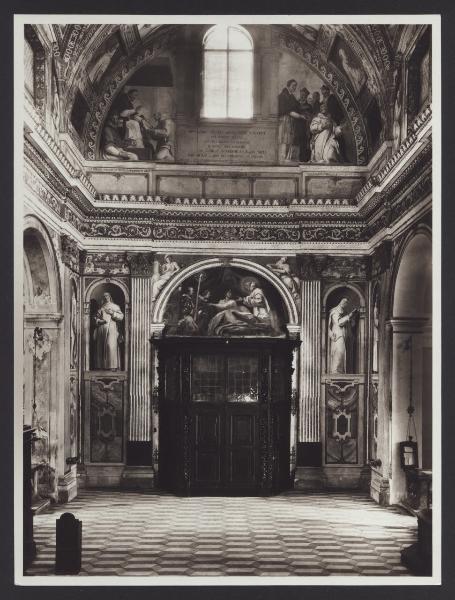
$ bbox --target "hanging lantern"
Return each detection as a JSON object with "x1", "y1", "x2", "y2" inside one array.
[
  {"x1": 399, "y1": 437, "x2": 418, "y2": 470},
  {"x1": 400, "y1": 336, "x2": 419, "y2": 471}
]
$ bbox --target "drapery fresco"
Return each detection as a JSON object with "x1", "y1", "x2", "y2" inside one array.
[{"x1": 163, "y1": 267, "x2": 287, "y2": 337}]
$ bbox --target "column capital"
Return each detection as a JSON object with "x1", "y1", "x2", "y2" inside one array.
[{"x1": 126, "y1": 252, "x2": 155, "y2": 277}]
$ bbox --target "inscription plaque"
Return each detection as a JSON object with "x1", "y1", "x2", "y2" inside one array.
[{"x1": 177, "y1": 124, "x2": 277, "y2": 165}]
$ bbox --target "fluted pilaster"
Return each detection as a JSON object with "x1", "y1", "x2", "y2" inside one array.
[
  {"x1": 300, "y1": 280, "x2": 321, "y2": 442},
  {"x1": 127, "y1": 253, "x2": 155, "y2": 442}
]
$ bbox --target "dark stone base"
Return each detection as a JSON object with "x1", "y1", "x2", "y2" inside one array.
[
  {"x1": 126, "y1": 441, "x2": 154, "y2": 466},
  {"x1": 296, "y1": 442, "x2": 322, "y2": 467},
  {"x1": 121, "y1": 466, "x2": 155, "y2": 489}
]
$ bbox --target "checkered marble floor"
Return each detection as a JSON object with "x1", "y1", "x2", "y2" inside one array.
[{"x1": 26, "y1": 489, "x2": 417, "y2": 577}]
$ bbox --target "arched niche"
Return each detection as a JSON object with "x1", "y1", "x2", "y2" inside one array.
[
  {"x1": 393, "y1": 232, "x2": 432, "y2": 319},
  {"x1": 161, "y1": 265, "x2": 290, "y2": 339},
  {"x1": 23, "y1": 216, "x2": 62, "y2": 314},
  {"x1": 322, "y1": 284, "x2": 366, "y2": 375},
  {"x1": 84, "y1": 278, "x2": 130, "y2": 372},
  {"x1": 389, "y1": 230, "x2": 432, "y2": 505},
  {"x1": 151, "y1": 257, "x2": 299, "y2": 335}
]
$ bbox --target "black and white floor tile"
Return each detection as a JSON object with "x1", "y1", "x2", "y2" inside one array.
[{"x1": 26, "y1": 489, "x2": 417, "y2": 577}]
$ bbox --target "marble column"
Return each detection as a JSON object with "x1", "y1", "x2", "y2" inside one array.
[
  {"x1": 126, "y1": 253, "x2": 155, "y2": 442},
  {"x1": 299, "y1": 280, "x2": 321, "y2": 442}
]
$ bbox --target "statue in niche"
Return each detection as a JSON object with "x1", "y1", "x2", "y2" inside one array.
[
  {"x1": 93, "y1": 292, "x2": 124, "y2": 370},
  {"x1": 372, "y1": 294, "x2": 379, "y2": 373},
  {"x1": 328, "y1": 298, "x2": 359, "y2": 374},
  {"x1": 151, "y1": 255, "x2": 180, "y2": 301},
  {"x1": 70, "y1": 285, "x2": 78, "y2": 369},
  {"x1": 266, "y1": 257, "x2": 300, "y2": 300}
]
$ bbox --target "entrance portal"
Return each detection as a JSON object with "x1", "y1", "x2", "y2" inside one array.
[{"x1": 158, "y1": 338, "x2": 297, "y2": 495}]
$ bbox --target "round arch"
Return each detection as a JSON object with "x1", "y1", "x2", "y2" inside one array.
[
  {"x1": 322, "y1": 282, "x2": 366, "y2": 309},
  {"x1": 84, "y1": 276, "x2": 131, "y2": 305},
  {"x1": 151, "y1": 257, "x2": 299, "y2": 326},
  {"x1": 23, "y1": 215, "x2": 62, "y2": 313},
  {"x1": 392, "y1": 229, "x2": 432, "y2": 319}
]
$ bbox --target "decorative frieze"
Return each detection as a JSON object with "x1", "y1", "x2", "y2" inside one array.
[
  {"x1": 81, "y1": 252, "x2": 130, "y2": 276},
  {"x1": 320, "y1": 256, "x2": 369, "y2": 280},
  {"x1": 96, "y1": 194, "x2": 354, "y2": 207},
  {"x1": 126, "y1": 252, "x2": 155, "y2": 277}
]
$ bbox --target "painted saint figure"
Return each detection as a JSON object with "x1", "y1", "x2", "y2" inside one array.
[
  {"x1": 93, "y1": 292, "x2": 124, "y2": 370},
  {"x1": 151, "y1": 255, "x2": 180, "y2": 301},
  {"x1": 310, "y1": 106, "x2": 343, "y2": 164},
  {"x1": 278, "y1": 79, "x2": 308, "y2": 162},
  {"x1": 328, "y1": 298, "x2": 358, "y2": 374}
]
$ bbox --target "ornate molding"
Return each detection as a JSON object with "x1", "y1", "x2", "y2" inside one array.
[
  {"x1": 96, "y1": 194, "x2": 354, "y2": 207},
  {"x1": 279, "y1": 32, "x2": 368, "y2": 165},
  {"x1": 81, "y1": 251, "x2": 130, "y2": 276},
  {"x1": 126, "y1": 252, "x2": 155, "y2": 277},
  {"x1": 321, "y1": 256, "x2": 369, "y2": 280},
  {"x1": 356, "y1": 105, "x2": 432, "y2": 203}
]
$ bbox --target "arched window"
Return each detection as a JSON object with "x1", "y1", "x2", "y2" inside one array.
[{"x1": 202, "y1": 25, "x2": 253, "y2": 119}]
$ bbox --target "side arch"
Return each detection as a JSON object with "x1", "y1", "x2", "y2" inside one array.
[
  {"x1": 151, "y1": 257, "x2": 299, "y2": 327},
  {"x1": 23, "y1": 215, "x2": 62, "y2": 314}
]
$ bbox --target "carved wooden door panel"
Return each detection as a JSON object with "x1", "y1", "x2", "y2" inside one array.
[{"x1": 158, "y1": 339, "x2": 295, "y2": 496}]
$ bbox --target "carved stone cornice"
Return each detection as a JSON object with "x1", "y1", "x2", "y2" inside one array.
[
  {"x1": 96, "y1": 194, "x2": 354, "y2": 207},
  {"x1": 61, "y1": 234, "x2": 80, "y2": 273},
  {"x1": 356, "y1": 105, "x2": 432, "y2": 204},
  {"x1": 126, "y1": 252, "x2": 155, "y2": 277}
]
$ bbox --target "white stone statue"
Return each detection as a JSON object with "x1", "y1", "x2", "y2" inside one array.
[
  {"x1": 93, "y1": 292, "x2": 124, "y2": 370},
  {"x1": 267, "y1": 257, "x2": 300, "y2": 299},
  {"x1": 328, "y1": 298, "x2": 358, "y2": 373},
  {"x1": 151, "y1": 255, "x2": 180, "y2": 301}
]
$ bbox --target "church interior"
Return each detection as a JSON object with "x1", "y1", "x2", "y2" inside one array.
[{"x1": 21, "y1": 21, "x2": 433, "y2": 578}]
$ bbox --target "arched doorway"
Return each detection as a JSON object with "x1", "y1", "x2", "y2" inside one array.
[
  {"x1": 155, "y1": 264, "x2": 299, "y2": 495},
  {"x1": 389, "y1": 231, "x2": 432, "y2": 504}
]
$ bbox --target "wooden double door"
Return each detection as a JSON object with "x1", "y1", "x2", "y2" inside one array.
[{"x1": 158, "y1": 338, "x2": 296, "y2": 495}]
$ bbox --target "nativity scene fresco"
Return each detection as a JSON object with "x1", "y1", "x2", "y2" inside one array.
[{"x1": 163, "y1": 267, "x2": 287, "y2": 338}]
